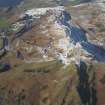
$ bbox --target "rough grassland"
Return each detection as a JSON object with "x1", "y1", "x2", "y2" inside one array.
[{"x1": 0, "y1": 60, "x2": 80, "y2": 105}]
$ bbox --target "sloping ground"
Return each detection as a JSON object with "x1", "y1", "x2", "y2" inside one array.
[
  {"x1": 1, "y1": 56, "x2": 105, "y2": 105},
  {"x1": 68, "y1": 3, "x2": 105, "y2": 45},
  {"x1": 94, "y1": 64, "x2": 105, "y2": 105},
  {"x1": 11, "y1": 10, "x2": 70, "y2": 62},
  {"x1": 1, "y1": 4, "x2": 105, "y2": 105},
  {"x1": 0, "y1": 60, "x2": 81, "y2": 105},
  {"x1": 77, "y1": 63, "x2": 105, "y2": 105}
]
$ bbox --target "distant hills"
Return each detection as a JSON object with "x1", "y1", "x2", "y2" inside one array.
[
  {"x1": 0, "y1": 0, "x2": 95, "y2": 9},
  {"x1": 0, "y1": 0, "x2": 23, "y2": 7}
]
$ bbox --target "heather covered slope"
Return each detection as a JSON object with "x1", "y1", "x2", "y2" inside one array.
[
  {"x1": 0, "y1": 57, "x2": 105, "y2": 105},
  {"x1": 0, "y1": 60, "x2": 81, "y2": 105}
]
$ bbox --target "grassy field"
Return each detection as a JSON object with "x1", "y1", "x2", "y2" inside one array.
[{"x1": 0, "y1": 17, "x2": 10, "y2": 29}]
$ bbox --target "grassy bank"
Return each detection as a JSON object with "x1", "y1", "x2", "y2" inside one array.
[{"x1": 0, "y1": 17, "x2": 10, "y2": 29}]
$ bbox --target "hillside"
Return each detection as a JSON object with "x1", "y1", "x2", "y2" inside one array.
[
  {"x1": 0, "y1": 1, "x2": 105, "y2": 105},
  {"x1": 0, "y1": 60, "x2": 80, "y2": 105}
]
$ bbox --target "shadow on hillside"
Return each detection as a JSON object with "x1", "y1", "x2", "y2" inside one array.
[
  {"x1": 0, "y1": 50, "x2": 7, "y2": 59},
  {"x1": 76, "y1": 61, "x2": 97, "y2": 105}
]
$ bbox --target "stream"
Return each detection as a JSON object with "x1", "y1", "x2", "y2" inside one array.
[{"x1": 57, "y1": 10, "x2": 105, "y2": 63}]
